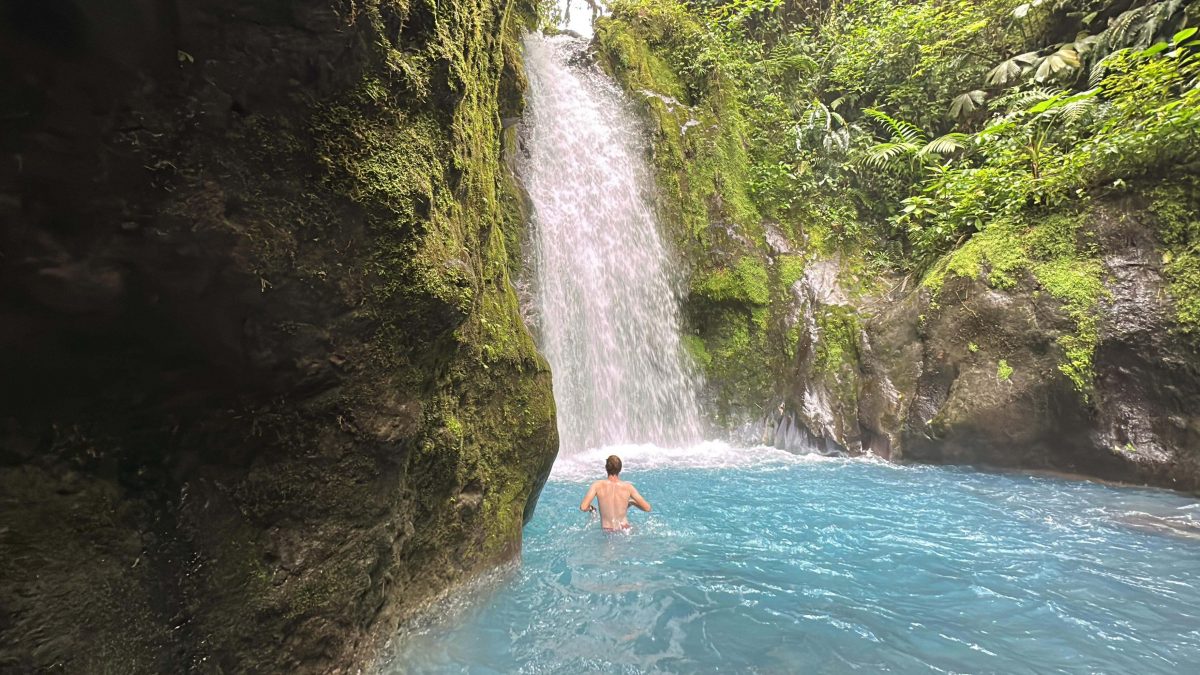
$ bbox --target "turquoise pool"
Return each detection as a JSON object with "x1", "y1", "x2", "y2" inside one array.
[{"x1": 385, "y1": 445, "x2": 1200, "y2": 673}]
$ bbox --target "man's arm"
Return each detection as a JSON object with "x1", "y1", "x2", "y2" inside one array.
[
  {"x1": 628, "y1": 484, "x2": 651, "y2": 512},
  {"x1": 579, "y1": 482, "x2": 599, "y2": 512}
]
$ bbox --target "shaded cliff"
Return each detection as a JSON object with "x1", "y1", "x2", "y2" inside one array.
[{"x1": 0, "y1": 0, "x2": 556, "y2": 671}]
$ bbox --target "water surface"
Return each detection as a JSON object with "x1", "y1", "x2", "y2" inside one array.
[{"x1": 386, "y1": 446, "x2": 1200, "y2": 673}]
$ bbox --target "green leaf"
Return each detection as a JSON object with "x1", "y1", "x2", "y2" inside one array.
[
  {"x1": 949, "y1": 90, "x2": 986, "y2": 118},
  {"x1": 986, "y1": 52, "x2": 1038, "y2": 86},
  {"x1": 920, "y1": 133, "x2": 969, "y2": 156},
  {"x1": 1140, "y1": 41, "x2": 1169, "y2": 57},
  {"x1": 1029, "y1": 91, "x2": 1065, "y2": 114},
  {"x1": 1173, "y1": 27, "x2": 1197, "y2": 44}
]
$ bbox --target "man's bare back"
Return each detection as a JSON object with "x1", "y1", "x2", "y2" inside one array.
[{"x1": 579, "y1": 455, "x2": 651, "y2": 531}]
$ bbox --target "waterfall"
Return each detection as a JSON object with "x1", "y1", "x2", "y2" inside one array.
[{"x1": 517, "y1": 33, "x2": 704, "y2": 454}]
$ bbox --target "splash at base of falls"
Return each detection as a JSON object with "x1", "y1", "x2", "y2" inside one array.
[
  {"x1": 519, "y1": 33, "x2": 704, "y2": 454},
  {"x1": 547, "y1": 439, "x2": 849, "y2": 481}
]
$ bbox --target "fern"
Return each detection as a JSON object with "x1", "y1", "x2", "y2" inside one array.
[
  {"x1": 862, "y1": 111, "x2": 963, "y2": 170},
  {"x1": 992, "y1": 86, "x2": 1057, "y2": 111},
  {"x1": 863, "y1": 142, "x2": 914, "y2": 169},
  {"x1": 920, "y1": 133, "x2": 970, "y2": 157},
  {"x1": 864, "y1": 108, "x2": 926, "y2": 144}
]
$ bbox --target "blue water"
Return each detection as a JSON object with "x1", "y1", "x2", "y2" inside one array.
[{"x1": 385, "y1": 446, "x2": 1200, "y2": 673}]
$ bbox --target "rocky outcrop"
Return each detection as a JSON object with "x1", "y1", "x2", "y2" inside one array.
[
  {"x1": 0, "y1": 0, "x2": 556, "y2": 672},
  {"x1": 852, "y1": 197, "x2": 1200, "y2": 490},
  {"x1": 746, "y1": 197, "x2": 1200, "y2": 490}
]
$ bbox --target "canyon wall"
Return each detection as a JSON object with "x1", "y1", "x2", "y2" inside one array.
[{"x1": 0, "y1": 0, "x2": 556, "y2": 671}]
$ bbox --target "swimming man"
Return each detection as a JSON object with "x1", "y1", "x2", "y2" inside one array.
[{"x1": 579, "y1": 455, "x2": 651, "y2": 531}]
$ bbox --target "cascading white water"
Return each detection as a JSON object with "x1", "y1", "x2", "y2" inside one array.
[{"x1": 518, "y1": 33, "x2": 704, "y2": 454}]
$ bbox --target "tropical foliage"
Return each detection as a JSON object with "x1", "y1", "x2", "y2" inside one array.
[
  {"x1": 589, "y1": 0, "x2": 1199, "y2": 394},
  {"x1": 593, "y1": 0, "x2": 1199, "y2": 264}
]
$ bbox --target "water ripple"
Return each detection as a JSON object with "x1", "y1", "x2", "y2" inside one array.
[{"x1": 382, "y1": 453, "x2": 1200, "y2": 674}]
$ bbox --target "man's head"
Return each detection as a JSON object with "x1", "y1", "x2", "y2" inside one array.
[{"x1": 605, "y1": 455, "x2": 622, "y2": 476}]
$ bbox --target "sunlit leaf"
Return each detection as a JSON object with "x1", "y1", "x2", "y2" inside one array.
[
  {"x1": 1034, "y1": 48, "x2": 1080, "y2": 82},
  {"x1": 1141, "y1": 41, "x2": 1169, "y2": 57},
  {"x1": 949, "y1": 90, "x2": 986, "y2": 118},
  {"x1": 986, "y1": 52, "x2": 1038, "y2": 86}
]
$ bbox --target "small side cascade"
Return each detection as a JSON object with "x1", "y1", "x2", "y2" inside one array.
[{"x1": 732, "y1": 406, "x2": 843, "y2": 456}]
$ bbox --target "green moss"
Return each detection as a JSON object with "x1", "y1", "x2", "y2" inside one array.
[
  {"x1": 1149, "y1": 182, "x2": 1200, "y2": 336},
  {"x1": 923, "y1": 218, "x2": 1028, "y2": 295},
  {"x1": 688, "y1": 305, "x2": 773, "y2": 422},
  {"x1": 997, "y1": 359, "x2": 1013, "y2": 381},
  {"x1": 1165, "y1": 251, "x2": 1200, "y2": 335},
  {"x1": 814, "y1": 306, "x2": 860, "y2": 376},
  {"x1": 594, "y1": 0, "x2": 761, "y2": 250},
  {"x1": 924, "y1": 210, "x2": 1106, "y2": 393},
  {"x1": 313, "y1": 0, "x2": 555, "y2": 598},
  {"x1": 777, "y1": 254, "x2": 806, "y2": 290},
  {"x1": 681, "y1": 334, "x2": 713, "y2": 370},
  {"x1": 692, "y1": 256, "x2": 770, "y2": 305},
  {"x1": 1033, "y1": 256, "x2": 1105, "y2": 390}
]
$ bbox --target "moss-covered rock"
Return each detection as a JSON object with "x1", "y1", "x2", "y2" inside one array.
[
  {"x1": 593, "y1": 1, "x2": 808, "y2": 425},
  {"x1": 0, "y1": 0, "x2": 555, "y2": 671},
  {"x1": 857, "y1": 196, "x2": 1200, "y2": 488}
]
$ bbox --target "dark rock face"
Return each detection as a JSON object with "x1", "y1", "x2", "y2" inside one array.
[
  {"x1": 0, "y1": 0, "x2": 556, "y2": 672},
  {"x1": 852, "y1": 199, "x2": 1200, "y2": 491}
]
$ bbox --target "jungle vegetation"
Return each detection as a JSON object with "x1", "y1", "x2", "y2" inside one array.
[{"x1": 567, "y1": 0, "x2": 1198, "y2": 403}]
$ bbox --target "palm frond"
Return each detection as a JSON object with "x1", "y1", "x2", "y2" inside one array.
[
  {"x1": 863, "y1": 141, "x2": 921, "y2": 169},
  {"x1": 1093, "y1": 0, "x2": 1186, "y2": 61},
  {"x1": 985, "y1": 52, "x2": 1039, "y2": 87},
  {"x1": 864, "y1": 108, "x2": 927, "y2": 144},
  {"x1": 1034, "y1": 47, "x2": 1081, "y2": 82},
  {"x1": 919, "y1": 133, "x2": 969, "y2": 157},
  {"x1": 949, "y1": 90, "x2": 987, "y2": 118}
]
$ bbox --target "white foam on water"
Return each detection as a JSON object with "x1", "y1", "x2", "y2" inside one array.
[{"x1": 548, "y1": 440, "x2": 848, "y2": 481}]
